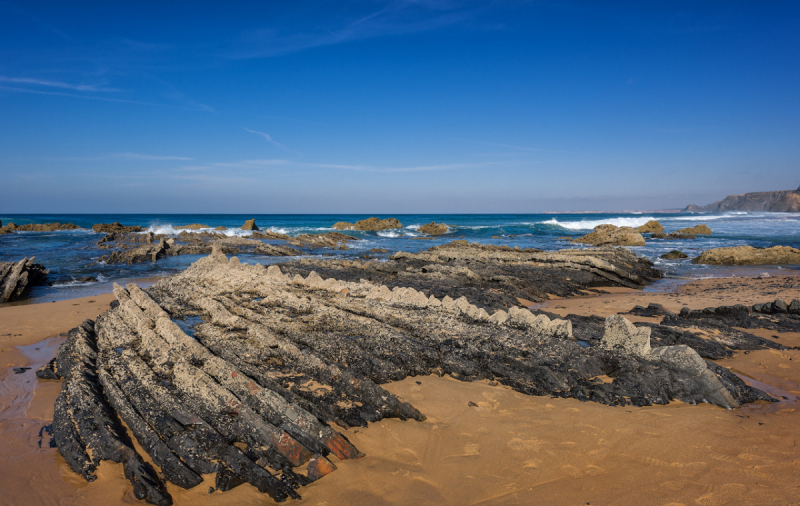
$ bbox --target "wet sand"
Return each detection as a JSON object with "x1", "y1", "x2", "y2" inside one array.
[{"x1": 2, "y1": 275, "x2": 800, "y2": 506}]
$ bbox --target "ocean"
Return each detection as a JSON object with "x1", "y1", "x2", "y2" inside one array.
[{"x1": 1, "y1": 212, "x2": 799, "y2": 303}]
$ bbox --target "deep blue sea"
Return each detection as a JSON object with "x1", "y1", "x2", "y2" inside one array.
[{"x1": 1, "y1": 212, "x2": 799, "y2": 303}]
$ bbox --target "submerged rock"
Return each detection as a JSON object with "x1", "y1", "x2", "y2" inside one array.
[
  {"x1": 92, "y1": 222, "x2": 144, "y2": 234},
  {"x1": 693, "y1": 245, "x2": 800, "y2": 265},
  {"x1": 287, "y1": 232, "x2": 358, "y2": 250},
  {"x1": 0, "y1": 257, "x2": 49, "y2": 302},
  {"x1": 661, "y1": 250, "x2": 689, "y2": 260},
  {"x1": 571, "y1": 224, "x2": 646, "y2": 247},
  {"x1": 418, "y1": 222, "x2": 448, "y2": 235},
  {"x1": 176, "y1": 224, "x2": 210, "y2": 230},
  {"x1": 635, "y1": 220, "x2": 664, "y2": 234}
]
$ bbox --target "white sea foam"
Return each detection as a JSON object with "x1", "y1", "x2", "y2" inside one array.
[{"x1": 540, "y1": 217, "x2": 656, "y2": 231}]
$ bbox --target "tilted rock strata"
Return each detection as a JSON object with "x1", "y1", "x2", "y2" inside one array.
[
  {"x1": 39, "y1": 249, "x2": 763, "y2": 503},
  {"x1": 0, "y1": 257, "x2": 49, "y2": 302},
  {"x1": 275, "y1": 241, "x2": 662, "y2": 311},
  {"x1": 101, "y1": 235, "x2": 302, "y2": 264},
  {"x1": 571, "y1": 224, "x2": 646, "y2": 247},
  {"x1": 242, "y1": 219, "x2": 259, "y2": 231},
  {"x1": 693, "y1": 246, "x2": 800, "y2": 266},
  {"x1": 685, "y1": 184, "x2": 800, "y2": 212},
  {"x1": 286, "y1": 232, "x2": 358, "y2": 250}
]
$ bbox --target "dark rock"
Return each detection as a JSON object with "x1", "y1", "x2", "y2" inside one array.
[
  {"x1": 661, "y1": 250, "x2": 689, "y2": 260},
  {"x1": 0, "y1": 258, "x2": 49, "y2": 302}
]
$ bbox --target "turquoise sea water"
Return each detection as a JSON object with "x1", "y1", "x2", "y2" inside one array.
[{"x1": 1, "y1": 212, "x2": 799, "y2": 303}]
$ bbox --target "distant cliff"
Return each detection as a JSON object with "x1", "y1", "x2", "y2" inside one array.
[{"x1": 684, "y1": 184, "x2": 800, "y2": 213}]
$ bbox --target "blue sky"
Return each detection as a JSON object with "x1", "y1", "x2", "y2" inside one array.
[{"x1": 1, "y1": 1, "x2": 799, "y2": 213}]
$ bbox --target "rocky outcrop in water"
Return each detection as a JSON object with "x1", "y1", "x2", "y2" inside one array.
[
  {"x1": 418, "y1": 222, "x2": 448, "y2": 235},
  {"x1": 286, "y1": 232, "x2": 358, "y2": 250},
  {"x1": 93, "y1": 222, "x2": 144, "y2": 234},
  {"x1": 635, "y1": 220, "x2": 664, "y2": 234},
  {"x1": 661, "y1": 250, "x2": 688, "y2": 260},
  {"x1": 693, "y1": 246, "x2": 800, "y2": 266},
  {"x1": 571, "y1": 224, "x2": 646, "y2": 247},
  {"x1": 0, "y1": 222, "x2": 82, "y2": 234},
  {"x1": 684, "y1": 184, "x2": 800, "y2": 213},
  {"x1": 332, "y1": 217, "x2": 403, "y2": 231},
  {"x1": 675, "y1": 224, "x2": 712, "y2": 235},
  {"x1": 241, "y1": 219, "x2": 259, "y2": 231},
  {"x1": 100, "y1": 234, "x2": 302, "y2": 265},
  {"x1": 37, "y1": 249, "x2": 765, "y2": 503},
  {"x1": 176, "y1": 224, "x2": 210, "y2": 230},
  {"x1": 0, "y1": 257, "x2": 49, "y2": 302}
]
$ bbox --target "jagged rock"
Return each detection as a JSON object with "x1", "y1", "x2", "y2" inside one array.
[
  {"x1": 0, "y1": 222, "x2": 82, "y2": 233},
  {"x1": 0, "y1": 257, "x2": 49, "y2": 302},
  {"x1": 661, "y1": 250, "x2": 688, "y2": 260},
  {"x1": 693, "y1": 245, "x2": 800, "y2": 265},
  {"x1": 651, "y1": 232, "x2": 696, "y2": 239},
  {"x1": 675, "y1": 224, "x2": 711, "y2": 235},
  {"x1": 571, "y1": 224, "x2": 645, "y2": 247},
  {"x1": 370, "y1": 248, "x2": 388, "y2": 253},
  {"x1": 176, "y1": 224, "x2": 210, "y2": 230},
  {"x1": 418, "y1": 222, "x2": 448, "y2": 235},
  {"x1": 332, "y1": 217, "x2": 403, "y2": 231},
  {"x1": 101, "y1": 235, "x2": 301, "y2": 265},
  {"x1": 635, "y1": 220, "x2": 664, "y2": 234},
  {"x1": 287, "y1": 232, "x2": 358, "y2": 250},
  {"x1": 275, "y1": 241, "x2": 661, "y2": 311},
  {"x1": 40, "y1": 251, "x2": 773, "y2": 501},
  {"x1": 214, "y1": 226, "x2": 227, "y2": 231},
  {"x1": 251, "y1": 230, "x2": 290, "y2": 240},
  {"x1": 241, "y1": 219, "x2": 259, "y2": 231},
  {"x1": 684, "y1": 184, "x2": 800, "y2": 212},
  {"x1": 92, "y1": 222, "x2": 143, "y2": 234}
]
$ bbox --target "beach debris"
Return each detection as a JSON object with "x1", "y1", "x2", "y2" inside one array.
[
  {"x1": 417, "y1": 222, "x2": 448, "y2": 235},
  {"x1": 571, "y1": 224, "x2": 646, "y2": 247},
  {"x1": 635, "y1": 220, "x2": 664, "y2": 234},
  {"x1": 693, "y1": 245, "x2": 800, "y2": 265},
  {"x1": 39, "y1": 249, "x2": 770, "y2": 503},
  {"x1": 332, "y1": 217, "x2": 403, "y2": 231},
  {"x1": 0, "y1": 257, "x2": 49, "y2": 303}
]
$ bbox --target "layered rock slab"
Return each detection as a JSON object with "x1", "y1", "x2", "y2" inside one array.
[
  {"x1": 0, "y1": 257, "x2": 49, "y2": 302},
  {"x1": 39, "y1": 249, "x2": 768, "y2": 503}
]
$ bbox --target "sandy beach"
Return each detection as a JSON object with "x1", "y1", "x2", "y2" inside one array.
[{"x1": 2, "y1": 271, "x2": 799, "y2": 506}]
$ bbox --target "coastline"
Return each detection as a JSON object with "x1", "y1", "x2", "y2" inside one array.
[{"x1": 2, "y1": 269, "x2": 799, "y2": 505}]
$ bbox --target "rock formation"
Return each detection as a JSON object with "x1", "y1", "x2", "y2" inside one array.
[
  {"x1": 93, "y1": 222, "x2": 144, "y2": 234},
  {"x1": 661, "y1": 250, "x2": 688, "y2": 260},
  {"x1": 675, "y1": 224, "x2": 711, "y2": 235},
  {"x1": 37, "y1": 249, "x2": 766, "y2": 503},
  {"x1": 175, "y1": 224, "x2": 210, "y2": 230},
  {"x1": 274, "y1": 240, "x2": 661, "y2": 310},
  {"x1": 286, "y1": 232, "x2": 358, "y2": 250},
  {"x1": 417, "y1": 222, "x2": 448, "y2": 235},
  {"x1": 332, "y1": 217, "x2": 403, "y2": 231},
  {"x1": 241, "y1": 219, "x2": 259, "y2": 231},
  {"x1": 684, "y1": 184, "x2": 800, "y2": 213},
  {"x1": 635, "y1": 220, "x2": 664, "y2": 234},
  {"x1": 693, "y1": 245, "x2": 800, "y2": 265},
  {"x1": 571, "y1": 224, "x2": 646, "y2": 247},
  {"x1": 0, "y1": 222, "x2": 82, "y2": 234},
  {"x1": 0, "y1": 257, "x2": 49, "y2": 302}
]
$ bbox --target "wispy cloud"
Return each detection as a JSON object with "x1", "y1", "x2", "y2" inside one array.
[
  {"x1": 113, "y1": 153, "x2": 193, "y2": 161},
  {"x1": 0, "y1": 76, "x2": 120, "y2": 92},
  {"x1": 450, "y1": 137, "x2": 567, "y2": 153},
  {"x1": 0, "y1": 85, "x2": 214, "y2": 112},
  {"x1": 179, "y1": 158, "x2": 504, "y2": 174},
  {"x1": 244, "y1": 128, "x2": 287, "y2": 149}
]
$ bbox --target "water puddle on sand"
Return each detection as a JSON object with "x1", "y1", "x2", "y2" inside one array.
[
  {"x1": 732, "y1": 371, "x2": 800, "y2": 416},
  {"x1": 0, "y1": 336, "x2": 64, "y2": 421}
]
